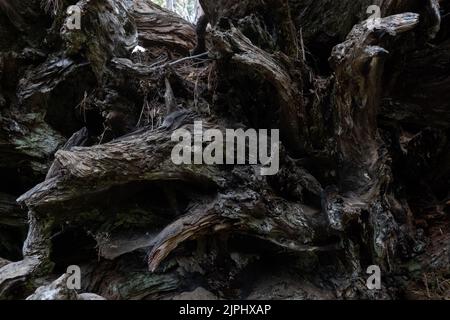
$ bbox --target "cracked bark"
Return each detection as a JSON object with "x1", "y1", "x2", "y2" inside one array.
[{"x1": 0, "y1": 0, "x2": 448, "y2": 300}]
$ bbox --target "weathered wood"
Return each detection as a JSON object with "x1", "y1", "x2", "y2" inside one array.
[
  {"x1": 0, "y1": 0, "x2": 449, "y2": 300},
  {"x1": 133, "y1": 0, "x2": 196, "y2": 56},
  {"x1": 148, "y1": 191, "x2": 331, "y2": 272},
  {"x1": 0, "y1": 193, "x2": 26, "y2": 227},
  {"x1": 210, "y1": 26, "x2": 305, "y2": 154},
  {"x1": 330, "y1": 13, "x2": 419, "y2": 192}
]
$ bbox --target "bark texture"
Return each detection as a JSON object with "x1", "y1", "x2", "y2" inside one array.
[{"x1": 0, "y1": 0, "x2": 448, "y2": 300}]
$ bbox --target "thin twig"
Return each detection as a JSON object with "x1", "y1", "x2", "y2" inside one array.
[
  {"x1": 151, "y1": 52, "x2": 210, "y2": 70},
  {"x1": 169, "y1": 52, "x2": 210, "y2": 66},
  {"x1": 424, "y1": 273, "x2": 431, "y2": 299},
  {"x1": 299, "y1": 28, "x2": 306, "y2": 61}
]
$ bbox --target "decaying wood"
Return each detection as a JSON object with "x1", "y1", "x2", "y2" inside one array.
[
  {"x1": 133, "y1": 0, "x2": 196, "y2": 56},
  {"x1": 330, "y1": 13, "x2": 419, "y2": 194},
  {"x1": 0, "y1": 0, "x2": 449, "y2": 300},
  {"x1": 148, "y1": 191, "x2": 331, "y2": 272},
  {"x1": 26, "y1": 273, "x2": 106, "y2": 300},
  {"x1": 210, "y1": 26, "x2": 306, "y2": 154}
]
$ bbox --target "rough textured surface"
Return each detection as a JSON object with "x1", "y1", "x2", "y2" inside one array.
[
  {"x1": 26, "y1": 273, "x2": 107, "y2": 300},
  {"x1": 0, "y1": 0, "x2": 449, "y2": 300}
]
